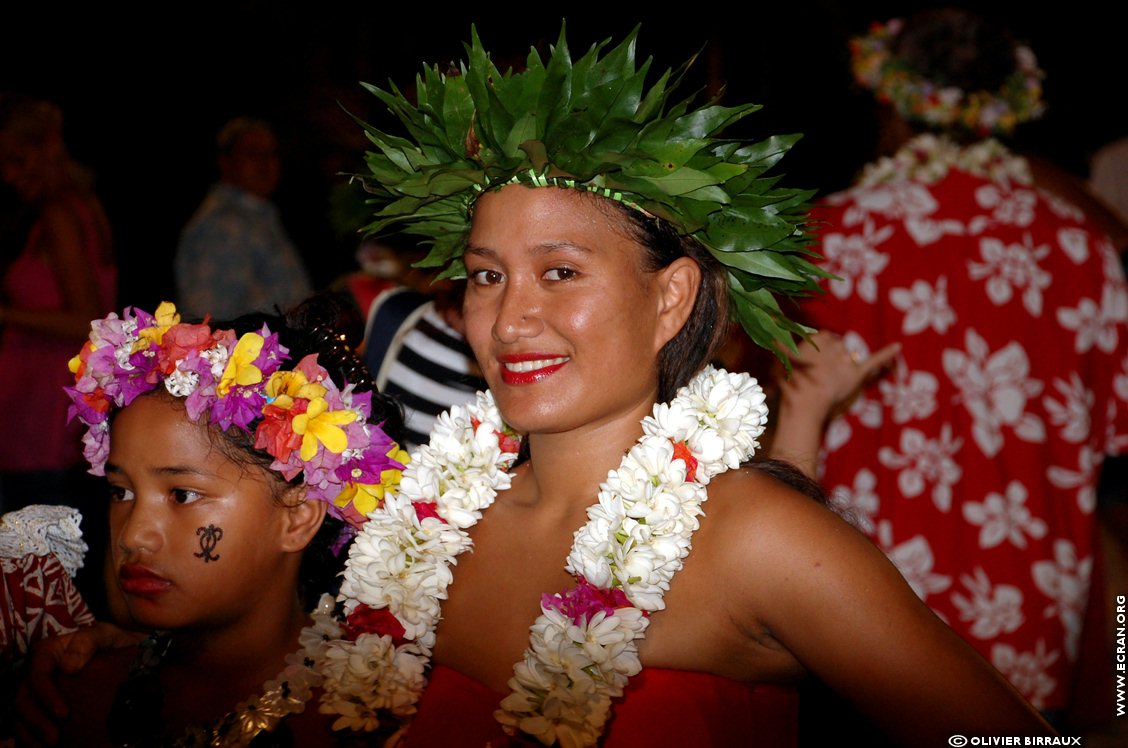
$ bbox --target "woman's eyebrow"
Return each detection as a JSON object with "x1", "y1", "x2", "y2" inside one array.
[{"x1": 464, "y1": 241, "x2": 593, "y2": 257}]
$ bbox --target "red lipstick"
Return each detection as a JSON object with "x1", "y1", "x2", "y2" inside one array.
[
  {"x1": 119, "y1": 564, "x2": 172, "y2": 596},
  {"x1": 498, "y1": 353, "x2": 569, "y2": 385}
]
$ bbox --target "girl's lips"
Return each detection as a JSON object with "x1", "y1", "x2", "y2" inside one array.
[
  {"x1": 119, "y1": 564, "x2": 172, "y2": 596},
  {"x1": 498, "y1": 355, "x2": 569, "y2": 385}
]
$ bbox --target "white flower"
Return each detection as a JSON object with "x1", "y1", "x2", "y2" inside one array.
[
  {"x1": 877, "y1": 425, "x2": 963, "y2": 512},
  {"x1": 889, "y1": 276, "x2": 956, "y2": 334},
  {"x1": 961, "y1": 481, "x2": 1048, "y2": 549},
  {"x1": 991, "y1": 641, "x2": 1059, "y2": 709},
  {"x1": 828, "y1": 469, "x2": 880, "y2": 535},
  {"x1": 821, "y1": 220, "x2": 893, "y2": 303},
  {"x1": 1031, "y1": 539, "x2": 1091, "y2": 661},
  {"x1": 339, "y1": 494, "x2": 467, "y2": 640},
  {"x1": 951, "y1": 568, "x2": 1024, "y2": 639},
  {"x1": 163, "y1": 367, "x2": 199, "y2": 397},
  {"x1": 942, "y1": 329, "x2": 1045, "y2": 457},
  {"x1": 324, "y1": 366, "x2": 764, "y2": 746},
  {"x1": 1056, "y1": 282, "x2": 1127, "y2": 354},
  {"x1": 879, "y1": 365, "x2": 938, "y2": 424},
  {"x1": 200, "y1": 344, "x2": 229, "y2": 378}
]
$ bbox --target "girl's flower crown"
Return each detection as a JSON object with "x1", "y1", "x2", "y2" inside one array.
[
  {"x1": 65, "y1": 302, "x2": 407, "y2": 529},
  {"x1": 851, "y1": 18, "x2": 1045, "y2": 138}
]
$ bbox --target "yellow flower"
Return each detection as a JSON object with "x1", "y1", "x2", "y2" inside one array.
[
  {"x1": 292, "y1": 397, "x2": 357, "y2": 460},
  {"x1": 334, "y1": 482, "x2": 386, "y2": 517},
  {"x1": 135, "y1": 301, "x2": 181, "y2": 351},
  {"x1": 264, "y1": 370, "x2": 327, "y2": 409},
  {"x1": 217, "y1": 333, "x2": 265, "y2": 396},
  {"x1": 387, "y1": 444, "x2": 410, "y2": 466}
]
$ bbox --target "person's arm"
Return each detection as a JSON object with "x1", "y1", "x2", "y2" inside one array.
[
  {"x1": 724, "y1": 474, "x2": 1053, "y2": 744},
  {"x1": 14, "y1": 622, "x2": 143, "y2": 747},
  {"x1": 0, "y1": 201, "x2": 107, "y2": 339},
  {"x1": 768, "y1": 331, "x2": 900, "y2": 478}
]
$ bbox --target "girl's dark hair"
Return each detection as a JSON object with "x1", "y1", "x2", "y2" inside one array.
[
  {"x1": 203, "y1": 290, "x2": 407, "y2": 608},
  {"x1": 610, "y1": 203, "x2": 731, "y2": 402}
]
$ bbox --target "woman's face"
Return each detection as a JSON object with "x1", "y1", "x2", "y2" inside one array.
[
  {"x1": 462, "y1": 185, "x2": 685, "y2": 436},
  {"x1": 105, "y1": 395, "x2": 298, "y2": 632},
  {"x1": 0, "y1": 130, "x2": 49, "y2": 203}
]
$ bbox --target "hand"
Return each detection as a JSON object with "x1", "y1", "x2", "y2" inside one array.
[
  {"x1": 777, "y1": 331, "x2": 901, "y2": 423},
  {"x1": 13, "y1": 622, "x2": 143, "y2": 747},
  {"x1": 767, "y1": 331, "x2": 900, "y2": 478}
]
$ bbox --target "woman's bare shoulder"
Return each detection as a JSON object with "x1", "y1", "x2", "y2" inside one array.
[{"x1": 699, "y1": 462, "x2": 910, "y2": 628}]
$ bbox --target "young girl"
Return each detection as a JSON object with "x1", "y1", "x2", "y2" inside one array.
[{"x1": 55, "y1": 295, "x2": 407, "y2": 746}]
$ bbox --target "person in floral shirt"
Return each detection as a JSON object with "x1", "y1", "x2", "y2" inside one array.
[{"x1": 773, "y1": 8, "x2": 1128, "y2": 726}]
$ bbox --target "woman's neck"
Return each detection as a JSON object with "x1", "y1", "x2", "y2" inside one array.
[
  {"x1": 516, "y1": 396, "x2": 658, "y2": 516},
  {"x1": 165, "y1": 592, "x2": 306, "y2": 695}
]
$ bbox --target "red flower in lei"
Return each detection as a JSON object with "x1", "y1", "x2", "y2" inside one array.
[
  {"x1": 671, "y1": 440, "x2": 699, "y2": 480},
  {"x1": 253, "y1": 400, "x2": 307, "y2": 463},
  {"x1": 342, "y1": 604, "x2": 407, "y2": 645}
]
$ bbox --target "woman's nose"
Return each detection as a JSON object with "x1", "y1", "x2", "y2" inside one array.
[
  {"x1": 492, "y1": 280, "x2": 543, "y2": 343},
  {"x1": 116, "y1": 498, "x2": 164, "y2": 556}
]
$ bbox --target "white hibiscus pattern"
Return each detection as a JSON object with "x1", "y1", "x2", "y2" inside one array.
[
  {"x1": 991, "y1": 641, "x2": 1059, "y2": 709},
  {"x1": 951, "y1": 568, "x2": 1024, "y2": 639},
  {"x1": 1047, "y1": 444, "x2": 1099, "y2": 515},
  {"x1": 972, "y1": 183, "x2": 1037, "y2": 229},
  {"x1": 1044, "y1": 374, "x2": 1093, "y2": 444},
  {"x1": 889, "y1": 276, "x2": 956, "y2": 334},
  {"x1": 966, "y1": 234, "x2": 1051, "y2": 316},
  {"x1": 961, "y1": 481, "x2": 1048, "y2": 549},
  {"x1": 876, "y1": 520, "x2": 952, "y2": 601},
  {"x1": 828, "y1": 468, "x2": 880, "y2": 535},
  {"x1": 843, "y1": 181, "x2": 939, "y2": 226},
  {"x1": 878, "y1": 364, "x2": 938, "y2": 424},
  {"x1": 822, "y1": 220, "x2": 893, "y2": 303},
  {"x1": 877, "y1": 425, "x2": 963, "y2": 512},
  {"x1": 942, "y1": 329, "x2": 1045, "y2": 457},
  {"x1": 1031, "y1": 539, "x2": 1091, "y2": 661},
  {"x1": 1056, "y1": 282, "x2": 1128, "y2": 354}
]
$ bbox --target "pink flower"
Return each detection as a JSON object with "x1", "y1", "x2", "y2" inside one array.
[
  {"x1": 413, "y1": 501, "x2": 443, "y2": 523},
  {"x1": 542, "y1": 577, "x2": 633, "y2": 625}
]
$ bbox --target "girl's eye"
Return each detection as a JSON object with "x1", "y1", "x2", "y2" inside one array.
[
  {"x1": 544, "y1": 267, "x2": 578, "y2": 281},
  {"x1": 468, "y1": 268, "x2": 504, "y2": 286},
  {"x1": 108, "y1": 485, "x2": 135, "y2": 503},
  {"x1": 172, "y1": 489, "x2": 204, "y2": 505}
]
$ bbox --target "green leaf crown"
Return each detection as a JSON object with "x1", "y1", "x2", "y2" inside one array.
[{"x1": 351, "y1": 24, "x2": 827, "y2": 357}]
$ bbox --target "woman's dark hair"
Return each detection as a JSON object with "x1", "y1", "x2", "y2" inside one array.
[
  {"x1": 606, "y1": 201, "x2": 827, "y2": 503},
  {"x1": 609, "y1": 202, "x2": 731, "y2": 402},
  {"x1": 893, "y1": 7, "x2": 1024, "y2": 143},
  {"x1": 894, "y1": 8, "x2": 1019, "y2": 96},
  {"x1": 201, "y1": 290, "x2": 407, "y2": 607}
]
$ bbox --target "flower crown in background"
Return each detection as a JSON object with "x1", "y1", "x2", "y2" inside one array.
[
  {"x1": 65, "y1": 302, "x2": 407, "y2": 528},
  {"x1": 851, "y1": 18, "x2": 1045, "y2": 138}
]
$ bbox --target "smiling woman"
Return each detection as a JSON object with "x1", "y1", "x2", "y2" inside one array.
[
  {"x1": 296, "y1": 22, "x2": 1058, "y2": 748},
  {"x1": 16, "y1": 21, "x2": 1062, "y2": 748}
]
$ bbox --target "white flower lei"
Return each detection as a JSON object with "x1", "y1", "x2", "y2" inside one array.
[
  {"x1": 858, "y1": 133, "x2": 1032, "y2": 188},
  {"x1": 308, "y1": 365, "x2": 768, "y2": 745}
]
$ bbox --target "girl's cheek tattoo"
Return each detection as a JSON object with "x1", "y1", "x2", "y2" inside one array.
[{"x1": 195, "y1": 524, "x2": 223, "y2": 563}]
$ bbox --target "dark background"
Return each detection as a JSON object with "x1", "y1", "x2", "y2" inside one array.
[{"x1": 2, "y1": 1, "x2": 1122, "y2": 310}]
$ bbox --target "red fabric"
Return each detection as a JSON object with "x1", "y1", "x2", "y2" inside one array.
[
  {"x1": 803, "y1": 162, "x2": 1128, "y2": 712},
  {"x1": 1, "y1": 552, "x2": 93, "y2": 658},
  {"x1": 402, "y1": 664, "x2": 798, "y2": 747}
]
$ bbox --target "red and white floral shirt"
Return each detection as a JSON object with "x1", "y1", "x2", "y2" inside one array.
[{"x1": 803, "y1": 136, "x2": 1128, "y2": 711}]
